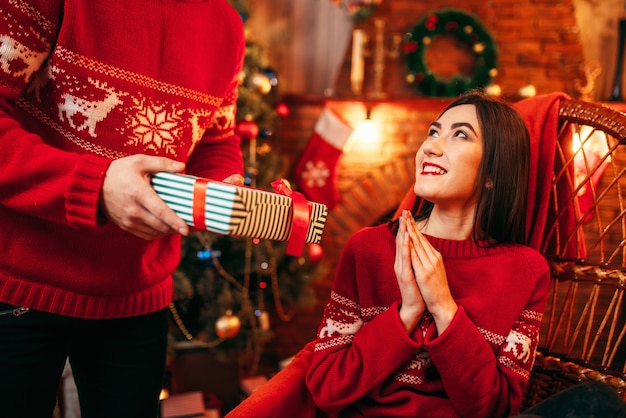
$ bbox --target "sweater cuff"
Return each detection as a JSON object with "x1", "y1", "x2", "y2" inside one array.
[
  {"x1": 361, "y1": 301, "x2": 423, "y2": 351},
  {"x1": 424, "y1": 305, "x2": 468, "y2": 349},
  {"x1": 65, "y1": 154, "x2": 113, "y2": 229},
  {"x1": 423, "y1": 305, "x2": 489, "y2": 366}
]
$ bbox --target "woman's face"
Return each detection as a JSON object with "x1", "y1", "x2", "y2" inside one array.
[{"x1": 413, "y1": 104, "x2": 484, "y2": 212}]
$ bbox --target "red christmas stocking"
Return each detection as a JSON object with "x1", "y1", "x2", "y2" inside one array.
[{"x1": 294, "y1": 108, "x2": 353, "y2": 209}]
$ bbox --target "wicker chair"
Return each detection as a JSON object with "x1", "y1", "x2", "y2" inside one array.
[{"x1": 521, "y1": 98, "x2": 626, "y2": 409}]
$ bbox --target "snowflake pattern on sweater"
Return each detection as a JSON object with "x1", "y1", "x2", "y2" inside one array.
[{"x1": 2, "y1": 1, "x2": 239, "y2": 162}]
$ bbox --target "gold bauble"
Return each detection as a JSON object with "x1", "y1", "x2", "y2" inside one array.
[{"x1": 215, "y1": 310, "x2": 241, "y2": 340}]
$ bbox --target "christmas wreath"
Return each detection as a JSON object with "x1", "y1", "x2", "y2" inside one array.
[{"x1": 403, "y1": 8, "x2": 498, "y2": 97}]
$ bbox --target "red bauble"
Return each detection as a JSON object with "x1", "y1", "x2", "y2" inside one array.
[
  {"x1": 276, "y1": 103, "x2": 290, "y2": 118},
  {"x1": 307, "y1": 243, "x2": 324, "y2": 264},
  {"x1": 236, "y1": 120, "x2": 259, "y2": 140}
]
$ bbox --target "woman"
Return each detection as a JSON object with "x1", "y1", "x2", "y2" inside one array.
[{"x1": 305, "y1": 92, "x2": 551, "y2": 417}]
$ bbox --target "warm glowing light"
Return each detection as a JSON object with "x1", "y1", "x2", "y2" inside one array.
[
  {"x1": 345, "y1": 117, "x2": 381, "y2": 154},
  {"x1": 159, "y1": 388, "x2": 169, "y2": 400},
  {"x1": 485, "y1": 84, "x2": 502, "y2": 96},
  {"x1": 354, "y1": 119, "x2": 378, "y2": 144},
  {"x1": 572, "y1": 125, "x2": 610, "y2": 196},
  {"x1": 518, "y1": 84, "x2": 536, "y2": 98}
]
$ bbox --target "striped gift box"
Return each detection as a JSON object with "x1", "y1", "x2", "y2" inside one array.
[{"x1": 150, "y1": 172, "x2": 328, "y2": 248}]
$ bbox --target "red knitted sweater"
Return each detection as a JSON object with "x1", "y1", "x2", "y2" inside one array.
[
  {"x1": 306, "y1": 224, "x2": 550, "y2": 417},
  {"x1": 0, "y1": 0, "x2": 245, "y2": 318}
]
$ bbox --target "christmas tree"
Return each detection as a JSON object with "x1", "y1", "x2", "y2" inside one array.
[{"x1": 167, "y1": 0, "x2": 320, "y2": 377}]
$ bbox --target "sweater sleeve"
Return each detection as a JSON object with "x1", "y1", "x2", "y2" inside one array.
[
  {"x1": 423, "y1": 253, "x2": 550, "y2": 418},
  {"x1": 305, "y1": 234, "x2": 422, "y2": 414},
  {"x1": 0, "y1": 1, "x2": 112, "y2": 229}
]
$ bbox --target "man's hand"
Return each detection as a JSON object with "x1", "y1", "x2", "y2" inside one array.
[
  {"x1": 222, "y1": 173, "x2": 244, "y2": 186},
  {"x1": 100, "y1": 155, "x2": 189, "y2": 240}
]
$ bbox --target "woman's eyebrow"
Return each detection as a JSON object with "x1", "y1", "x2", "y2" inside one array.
[
  {"x1": 429, "y1": 121, "x2": 477, "y2": 135},
  {"x1": 451, "y1": 122, "x2": 477, "y2": 135}
]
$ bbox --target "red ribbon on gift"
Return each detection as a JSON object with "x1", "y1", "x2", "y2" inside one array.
[
  {"x1": 271, "y1": 179, "x2": 311, "y2": 256},
  {"x1": 192, "y1": 178, "x2": 210, "y2": 229}
]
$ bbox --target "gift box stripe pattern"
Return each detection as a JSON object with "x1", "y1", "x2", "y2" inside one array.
[
  {"x1": 307, "y1": 203, "x2": 327, "y2": 244},
  {"x1": 150, "y1": 172, "x2": 328, "y2": 244},
  {"x1": 234, "y1": 186, "x2": 292, "y2": 240},
  {"x1": 151, "y1": 173, "x2": 237, "y2": 234}
]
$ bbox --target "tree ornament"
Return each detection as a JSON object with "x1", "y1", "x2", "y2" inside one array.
[
  {"x1": 276, "y1": 103, "x2": 289, "y2": 118},
  {"x1": 404, "y1": 8, "x2": 498, "y2": 97},
  {"x1": 235, "y1": 120, "x2": 259, "y2": 141},
  {"x1": 215, "y1": 310, "x2": 241, "y2": 340},
  {"x1": 307, "y1": 243, "x2": 324, "y2": 264}
]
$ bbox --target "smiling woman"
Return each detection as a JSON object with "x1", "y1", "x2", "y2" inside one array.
[
  {"x1": 300, "y1": 92, "x2": 548, "y2": 418},
  {"x1": 414, "y1": 105, "x2": 484, "y2": 227}
]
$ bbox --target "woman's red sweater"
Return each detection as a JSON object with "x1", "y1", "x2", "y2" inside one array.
[{"x1": 306, "y1": 223, "x2": 550, "y2": 417}]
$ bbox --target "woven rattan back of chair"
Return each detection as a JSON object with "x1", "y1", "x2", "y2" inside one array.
[{"x1": 523, "y1": 99, "x2": 626, "y2": 408}]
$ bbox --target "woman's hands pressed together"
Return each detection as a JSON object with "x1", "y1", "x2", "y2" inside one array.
[
  {"x1": 395, "y1": 210, "x2": 458, "y2": 335},
  {"x1": 395, "y1": 210, "x2": 426, "y2": 333}
]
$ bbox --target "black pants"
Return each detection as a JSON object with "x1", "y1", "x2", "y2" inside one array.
[{"x1": 0, "y1": 303, "x2": 168, "y2": 418}]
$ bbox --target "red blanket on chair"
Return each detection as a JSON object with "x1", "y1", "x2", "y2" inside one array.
[{"x1": 225, "y1": 341, "x2": 322, "y2": 417}]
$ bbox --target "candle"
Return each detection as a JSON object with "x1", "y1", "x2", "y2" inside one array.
[{"x1": 351, "y1": 29, "x2": 366, "y2": 95}]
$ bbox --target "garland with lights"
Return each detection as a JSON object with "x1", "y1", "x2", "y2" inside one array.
[{"x1": 403, "y1": 8, "x2": 498, "y2": 97}]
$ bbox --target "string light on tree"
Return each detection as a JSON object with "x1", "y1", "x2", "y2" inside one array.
[{"x1": 250, "y1": 72, "x2": 272, "y2": 94}]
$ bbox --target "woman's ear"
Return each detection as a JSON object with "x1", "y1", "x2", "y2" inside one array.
[{"x1": 485, "y1": 179, "x2": 494, "y2": 190}]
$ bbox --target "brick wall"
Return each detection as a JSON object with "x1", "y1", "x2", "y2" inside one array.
[{"x1": 334, "y1": 0, "x2": 586, "y2": 99}]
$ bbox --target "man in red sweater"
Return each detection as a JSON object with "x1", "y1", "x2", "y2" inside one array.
[{"x1": 0, "y1": 1, "x2": 245, "y2": 417}]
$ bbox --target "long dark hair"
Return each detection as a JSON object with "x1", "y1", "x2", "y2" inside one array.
[{"x1": 412, "y1": 91, "x2": 530, "y2": 245}]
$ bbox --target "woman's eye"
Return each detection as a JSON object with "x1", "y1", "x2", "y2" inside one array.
[
  {"x1": 454, "y1": 130, "x2": 469, "y2": 139},
  {"x1": 428, "y1": 128, "x2": 438, "y2": 137}
]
